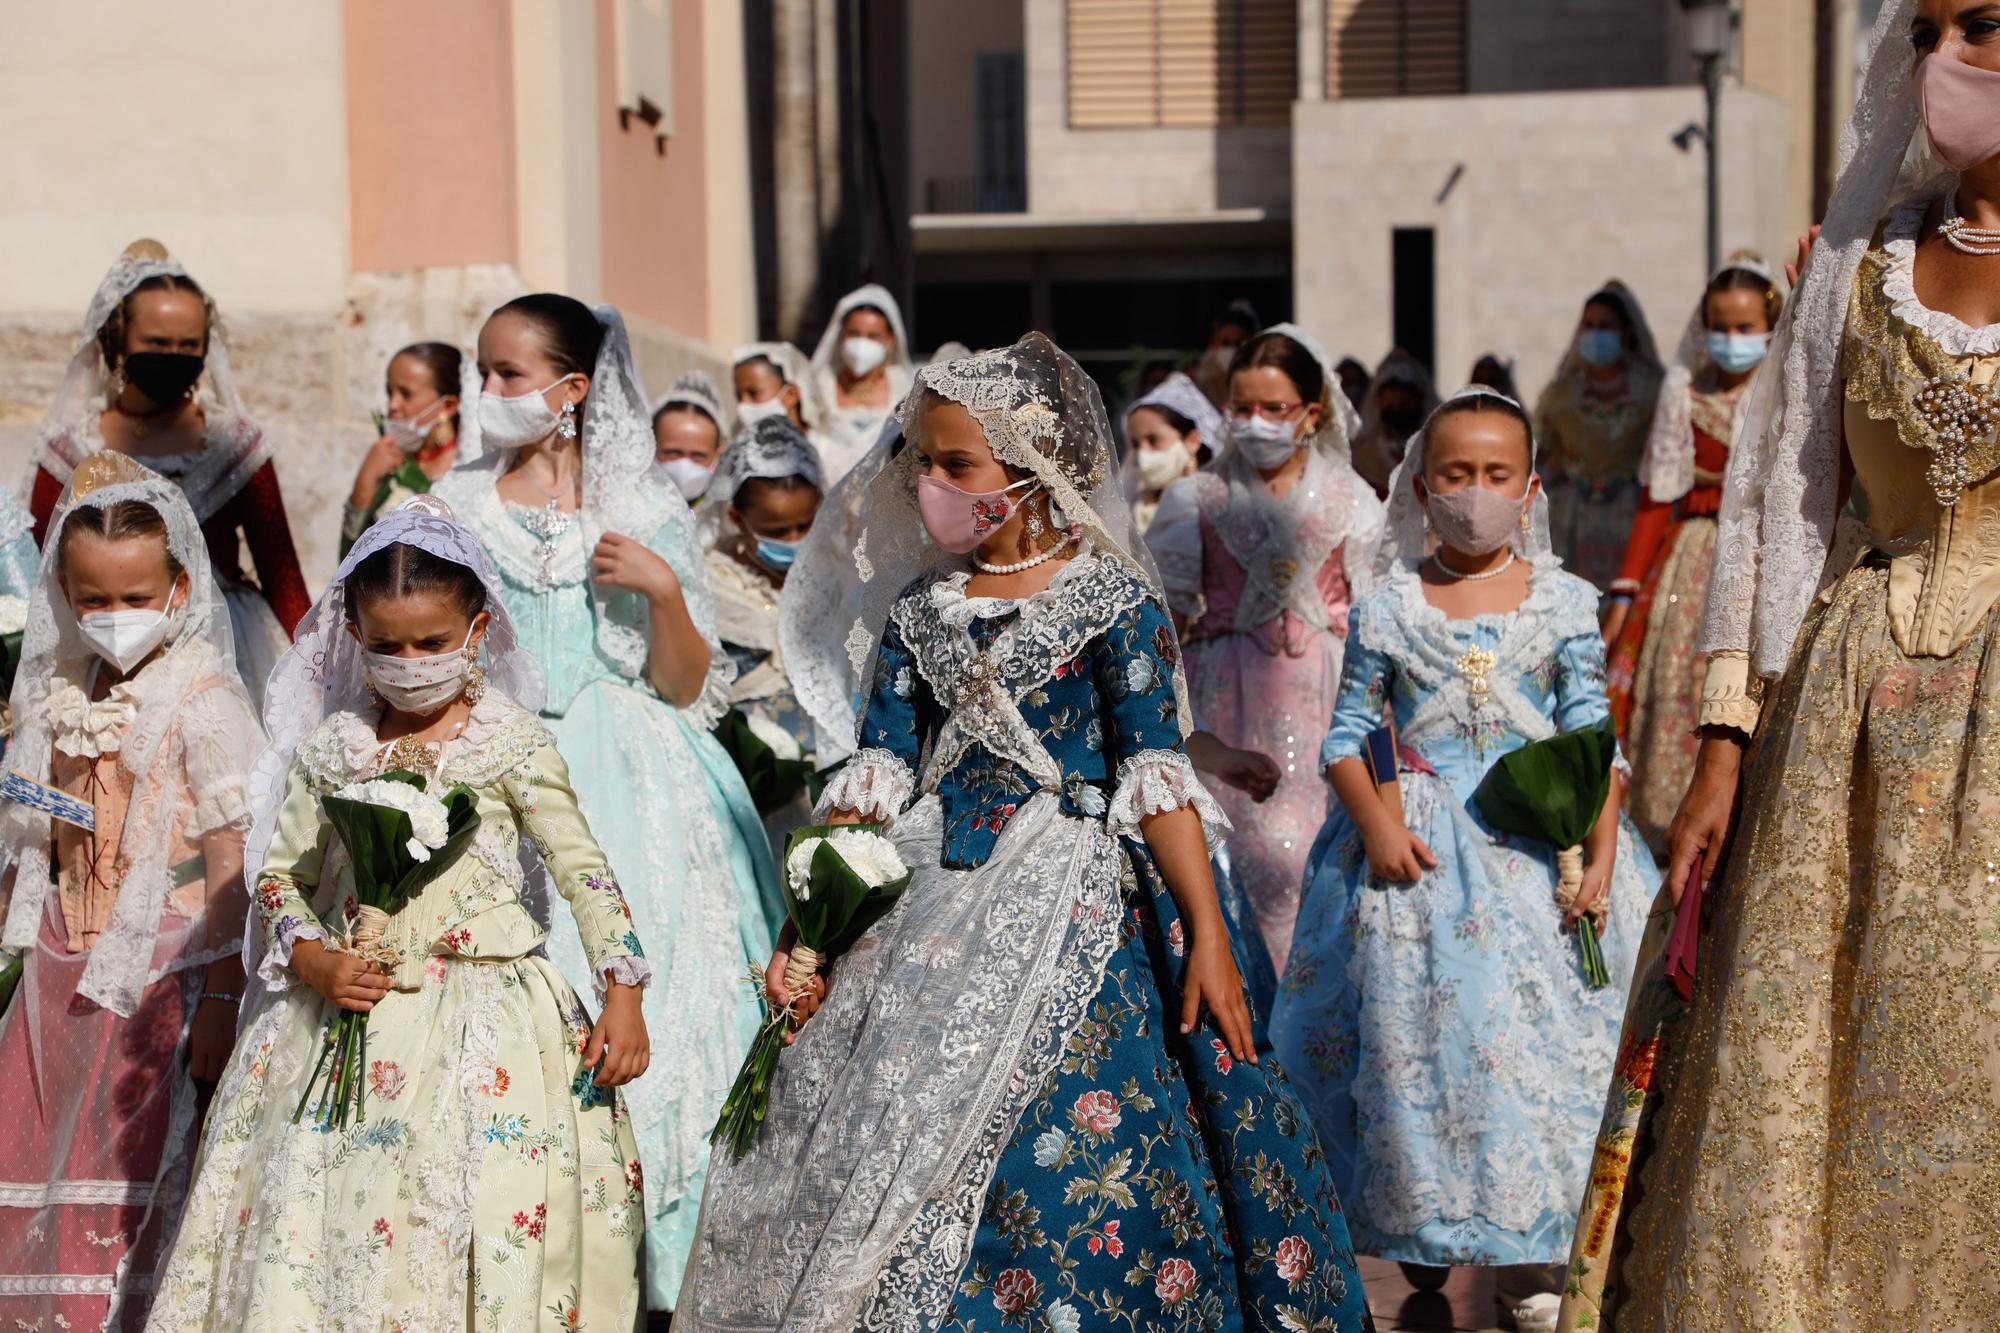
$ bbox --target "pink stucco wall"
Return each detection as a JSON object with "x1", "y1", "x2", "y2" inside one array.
[
  {"x1": 344, "y1": 0, "x2": 519, "y2": 272},
  {"x1": 595, "y1": 0, "x2": 708, "y2": 337}
]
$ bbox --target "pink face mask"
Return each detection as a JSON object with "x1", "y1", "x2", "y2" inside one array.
[
  {"x1": 1916, "y1": 54, "x2": 2000, "y2": 172},
  {"x1": 916, "y1": 474, "x2": 1039, "y2": 554}
]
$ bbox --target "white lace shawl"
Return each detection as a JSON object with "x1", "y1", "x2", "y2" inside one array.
[
  {"x1": 1700, "y1": 0, "x2": 1958, "y2": 675},
  {"x1": 0, "y1": 468, "x2": 254, "y2": 1016}
]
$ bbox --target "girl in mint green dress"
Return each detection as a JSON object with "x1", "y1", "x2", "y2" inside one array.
[{"x1": 440, "y1": 295, "x2": 781, "y2": 1312}]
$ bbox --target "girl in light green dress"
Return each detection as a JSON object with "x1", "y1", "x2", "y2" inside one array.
[{"x1": 148, "y1": 497, "x2": 651, "y2": 1331}]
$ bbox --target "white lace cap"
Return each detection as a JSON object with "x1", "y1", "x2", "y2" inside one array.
[
  {"x1": 30, "y1": 243, "x2": 269, "y2": 520},
  {"x1": 1376, "y1": 385, "x2": 1555, "y2": 579},
  {"x1": 652, "y1": 369, "x2": 732, "y2": 438},
  {"x1": 1701, "y1": 0, "x2": 1947, "y2": 675},
  {"x1": 0, "y1": 455, "x2": 249, "y2": 1016},
  {"x1": 732, "y1": 340, "x2": 822, "y2": 431},
  {"x1": 240, "y1": 496, "x2": 547, "y2": 990},
  {"x1": 1640, "y1": 255, "x2": 1784, "y2": 506}
]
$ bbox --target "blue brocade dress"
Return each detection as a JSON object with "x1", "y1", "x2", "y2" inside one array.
[
  {"x1": 1271, "y1": 560, "x2": 1657, "y2": 1268},
  {"x1": 463, "y1": 489, "x2": 782, "y2": 1310},
  {"x1": 684, "y1": 549, "x2": 1371, "y2": 1331}
]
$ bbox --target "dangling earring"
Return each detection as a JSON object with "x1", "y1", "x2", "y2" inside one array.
[
  {"x1": 463, "y1": 642, "x2": 487, "y2": 704},
  {"x1": 1048, "y1": 497, "x2": 1068, "y2": 532},
  {"x1": 1025, "y1": 499, "x2": 1045, "y2": 542},
  {"x1": 1519, "y1": 507, "x2": 1532, "y2": 533},
  {"x1": 557, "y1": 400, "x2": 578, "y2": 441},
  {"x1": 109, "y1": 365, "x2": 126, "y2": 402}
]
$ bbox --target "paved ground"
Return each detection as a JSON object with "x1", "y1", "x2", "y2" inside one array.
[{"x1": 1362, "y1": 1257, "x2": 1508, "y2": 1332}]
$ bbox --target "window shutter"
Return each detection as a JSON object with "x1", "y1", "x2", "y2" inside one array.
[
  {"x1": 1068, "y1": 0, "x2": 1297, "y2": 129},
  {"x1": 1326, "y1": 0, "x2": 1466, "y2": 99}
]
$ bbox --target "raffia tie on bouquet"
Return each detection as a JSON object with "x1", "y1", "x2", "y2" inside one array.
[
  {"x1": 1553, "y1": 846, "x2": 1608, "y2": 931},
  {"x1": 330, "y1": 903, "x2": 403, "y2": 973}
]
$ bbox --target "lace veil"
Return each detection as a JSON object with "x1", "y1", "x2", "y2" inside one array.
[
  {"x1": 1702, "y1": 0, "x2": 1946, "y2": 675},
  {"x1": 808, "y1": 283, "x2": 916, "y2": 412},
  {"x1": 1375, "y1": 386, "x2": 1557, "y2": 579},
  {"x1": 240, "y1": 495, "x2": 546, "y2": 989},
  {"x1": 1547, "y1": 279, "x2": 1665, "y2": 389},
  {"x1": 1119, "y1": 370, "x2": 1224, "y2": 503},
  {"x1": 652, "y1": 369, "x2": 732, "y2": 440},
  {"x1": 697, "y1": 417, "x2": 827, "y2": 550},
  {"x1": 0, "y1": 454, "x2": 246, "y2": 1016},
  {"x1": 1639, "y1": 254, "x2": 1783, "y2": 506},
  {"x1": 31, "y1": 241, "x2": 269, "y2": 521}
]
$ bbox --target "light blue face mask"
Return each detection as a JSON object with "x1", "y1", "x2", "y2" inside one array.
[
  {"x1": 755, "y1": 535, "x2": 801, "y2": 571},
  {"x1": 1576, "y1": 329, "x2": 1626, "y2": 369},
  {"x1": 1705, "y1": 330, "x2": 1770, "y2": 375}
]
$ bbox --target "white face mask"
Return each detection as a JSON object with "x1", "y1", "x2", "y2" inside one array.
[
  {"x1": 658, "y1": 457, "x2": 713, "y2": 500},
  {"x1": 734, "y1": 397, "x2": 790, "y2": 427},
  {"x1": 77, "y1": 606, "x2": 175, "y2": 676},
  {"x1": 384, "y1": 399, "x2": 448, "y2": 454},
  {"x1": 362, "y1": 627, "x2": 477, "y2": 715},
  {"x1": 1231, "y1": 415, "x2": 1302, "y2": 469},
  {"x1": 841, "y1": 337, "x2": 889, "y2": 378},
  {"x1": 1135, "y1": 439, "x2": 1194, "y2": 491},
  {"x1": 477, "y1": 376, "x2": 576, "y2": 451}
]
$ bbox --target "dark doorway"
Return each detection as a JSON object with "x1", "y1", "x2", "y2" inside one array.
[{"x1": 1392, "y1": 226, "x2": 1436, "y2": 374}]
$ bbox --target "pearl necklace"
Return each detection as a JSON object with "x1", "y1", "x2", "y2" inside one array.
[
  {"x1": 1940, "y1": 190, "x2": 2000, "y2": 256},
  {"x1": 974, "y1": 532, "x2": 1077, "y2": 575},
  {"x1": 1431, "y1": 548, "x2": 1516, "y2": 582}
]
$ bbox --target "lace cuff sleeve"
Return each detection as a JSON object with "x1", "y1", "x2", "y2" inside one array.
[
  {"x1": 1698, "y1": 650, "x2": 1763, "y2": 734},
  {"x1": 255, "y1": 879, "x2": 325, "y2": 989},
  {"x1": 1105, "y1": 750, "x2": 1231, "y2": 847},
  {"x1": 815, "y1": 747, "x2": 918, "y2": 825},
  {"x1": 683, "y1": 637, "x2": 737, "y2": 731},
  {"x1": 596, "y1": 954, "x2": 655, "y2": 1000}
]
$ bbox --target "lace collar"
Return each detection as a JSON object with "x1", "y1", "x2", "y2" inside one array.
[
  {"x1": 48, "y1": 671, "x2": 142, "y2": 759},
  {"x1": 925, "y1": 543, "x2": 1104, "y2": 627},
  {"x1": 297, "y1": 691, "x2": 552, "y2": 790},
  {"x1": 464, "y1": 484, "x2": 589, "y2": 591},
  {"x1": 1881, "y1": 197, "x2": 2000, "y2": 358},
  {"x1": 1385, "y1": 555, "x2": 1564, "y2": 634}
]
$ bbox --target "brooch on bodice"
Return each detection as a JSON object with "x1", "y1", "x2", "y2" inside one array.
[
  {"x1": 1266, "y1": 555, "x2": 1298, "y2": 590},
  {"x1": 1456, "y1": 647, "x2": 1498, "y2": 702},
  {"x1": 954, "y1": 651, "x2": 1002, "y2": 711},
  {"x1": 1912, "y1": 375, "x2": 2000, "y2": 507}
]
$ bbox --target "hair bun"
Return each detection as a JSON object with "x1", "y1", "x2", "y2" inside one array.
[
  {"x1": 69, "y1": 451, "x2": 154, "y2": 497},
  {"x1": 121, "y1": 238, "x2": 171, "y2": 263}
]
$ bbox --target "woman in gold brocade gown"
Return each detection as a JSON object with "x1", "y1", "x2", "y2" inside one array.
[{"x1": 1558, "y1": 3, "x2": 2000, "y2": 1329}]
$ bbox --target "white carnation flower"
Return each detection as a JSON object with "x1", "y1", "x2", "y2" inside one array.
[
  {"x1": 785, "y1": 827, "x2": 907, "y2": 902},
  {"x1": 0, "y1": 596, "x2": 26, "y2": 635},
  {"x1": 334, "y1": 778, "x2": 451, "y2": 861}
]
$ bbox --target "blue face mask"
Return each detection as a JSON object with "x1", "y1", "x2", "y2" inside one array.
[
  {"x1": 755, "y1": 535, "x2": 801, "y2": 571},
  {"x1": 1705, "y1": 330, "x2": 1770, "y2": 374},
  {"x1": 1576, "y1": 329, "x2": 1625, "y2": 369}
]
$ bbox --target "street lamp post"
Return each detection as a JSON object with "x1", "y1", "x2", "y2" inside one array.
[{"x1": 1682, "y1": 0, "x2": 1735, "y2": 275}]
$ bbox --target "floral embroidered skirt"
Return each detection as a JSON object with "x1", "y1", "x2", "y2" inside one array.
[
  {"x1": 1605, "y1": 514, "x2": 1715, "y2": 857},
  {"x1": 1273, "y1": 770, "x2": 1654, "y2": 1268},
  {"x1": 942, "y1": 846, "x2": 1372, "y2": 1333},
  {"x1": 1564, "y1": 564, "x2": 2000, "y2": 1330},
  {"x1": 147, "y1": 956, "x2": 642, "y2": 1332}
]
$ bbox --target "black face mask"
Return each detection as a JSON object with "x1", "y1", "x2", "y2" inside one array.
[
  {"x1": 1382, "y1": 406, "x2": 1424, "y2": 437},
  {"x1": 121, "y1": 352, "x2": 205, "y2": 408}
]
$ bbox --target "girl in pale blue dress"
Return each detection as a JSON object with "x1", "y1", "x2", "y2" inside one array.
[
  {"x1": 1271, "y1": 388, "x2": 1656, "y2": 1330},
  {"x1": 440, "y1": 295, "x2": 780, "y2": 1313}
]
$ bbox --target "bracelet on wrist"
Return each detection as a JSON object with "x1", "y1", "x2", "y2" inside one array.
[{"x1": 201, "y1": 991, "x2": 240, "y2": 1006}]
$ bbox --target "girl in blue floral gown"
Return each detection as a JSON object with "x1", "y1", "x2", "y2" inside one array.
[
  {"x1": 679, "y1": 333, "x2": 1372, "y2": 1333},
  {"x1": 438, "y1": 296, "x2": 781, "y2": 1313},
  {"x1": 1271, "y1": 389, "x2": 1656, "y2": 1332}
]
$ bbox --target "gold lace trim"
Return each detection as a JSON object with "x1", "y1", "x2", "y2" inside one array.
[{"x1": 1845, "y1": 245, "x2": 2000, "y2": 507}]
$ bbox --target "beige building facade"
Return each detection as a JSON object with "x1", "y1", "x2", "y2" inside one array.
[
  {"x1": 0, "y1": 0, "x2": 757, "y2": 583},
  {"x1": 904, "y1": 0, "x2": 1845, "y2": 403}
]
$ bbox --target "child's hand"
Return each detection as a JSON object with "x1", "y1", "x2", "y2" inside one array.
[
  {"x1": 1181, "y1": 933, "x2": 1257, "y2": 1066},
  {"x1": 766, "y1": 928, "x2": 827, "y2": 1044},
  {"x1": 584, "y1": 983, "x2": 650, "y2": 1087},
  {"x1": 1568, "y1": 855, "x2": 1612, "y2": 927},
  {"x1": 291, "y1": 938, "x2": 391, "y2": 1013},
  {"x1": 1212, "y1": 746, "x2": 1281, "y2": 802},
  {"x1": 1362, "y1": 823, "x2": 1438, "y2": 883},
  {"x1": 187, "y1": 998, "x2": 239, "y2": 1082}
]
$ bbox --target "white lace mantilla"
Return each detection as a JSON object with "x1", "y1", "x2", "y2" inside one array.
[{"x1": 888, "y1": 549, "x2": 1152, "y2": 796}]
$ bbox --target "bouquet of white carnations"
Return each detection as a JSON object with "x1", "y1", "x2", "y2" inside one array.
[
  {"x1": 710, "y1": 823, "x2": 911, "y2": 1157},
  {"x1": 293, "y1": 770, "x2": 480, "y2": 1128}
]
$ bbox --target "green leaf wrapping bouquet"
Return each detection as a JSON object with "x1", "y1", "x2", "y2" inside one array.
[
  {"x1": 711, "y1": 823, "x2": 912, "y2": 1158},
  {"x1": 292, "y1": 770, "x2": 481, "y2": 1128},
  {"x1": 713, "y1": 708, "x2": 825, "y2": 816},
  {"x1": 1472, "y1": 719, "x2": 1618, "y2": 989}
]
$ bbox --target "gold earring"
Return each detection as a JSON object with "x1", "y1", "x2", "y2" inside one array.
[{"x1": 463, "y1": 643, "x2": 487, "y2": 704}]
